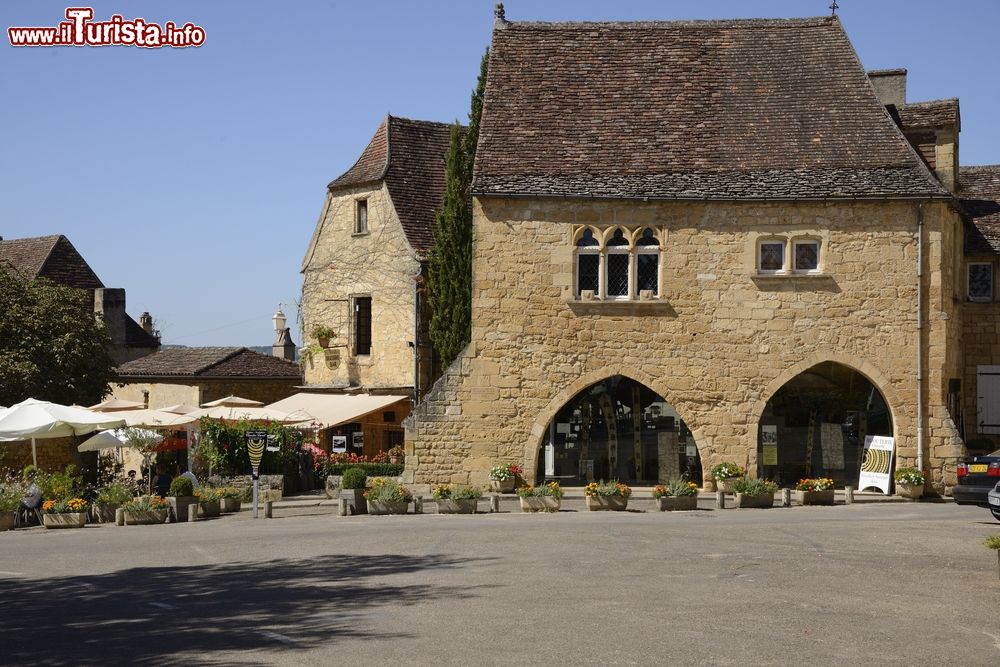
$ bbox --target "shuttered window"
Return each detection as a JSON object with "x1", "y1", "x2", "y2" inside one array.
[{"x1": 976, "y1": 365, "x2": 1000, "y2": 434}]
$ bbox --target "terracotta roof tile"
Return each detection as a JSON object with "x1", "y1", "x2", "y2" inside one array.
[
  {"x1": 960, "y1": 166, "x2": 1000, "y2": 255},
  {"x1": 118, "y1": 347, "x2": 300, "y2": 379},
  {"x1": 474, "y1": 17, "x2": 947, "y2": 200}
]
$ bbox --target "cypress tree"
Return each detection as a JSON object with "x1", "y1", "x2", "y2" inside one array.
[{"x1": 428, "y1": 49, "x2": 489, "y2": 368}]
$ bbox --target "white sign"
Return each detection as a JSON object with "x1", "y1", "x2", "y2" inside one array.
[
  {"x1": 544, "y1": 443, "x2": 555, "y2": 476},
  {"x1": 556, "y1": 422, "x2": 571, "y2": 435},
  {"x1": 331, "y1": 436, "x2": 347, "y2": 453},
  {"x1": 266, "y1": 434, "x2": 280, "y2": 452},
  {"x1": 858, "y1": 435, "x2": 894, "y2": 495}
]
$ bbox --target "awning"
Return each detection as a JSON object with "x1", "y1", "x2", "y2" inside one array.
[{"x1": 267, "y1": 393, "x2": 409, "y2": 429}]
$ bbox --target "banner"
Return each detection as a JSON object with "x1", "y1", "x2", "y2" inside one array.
[
  {"x1": 858, "y1": 435, "x2": 894, "y2": 494},
  {"x1": 761, "y1": 425, "x2": 778, "y2": 466}
]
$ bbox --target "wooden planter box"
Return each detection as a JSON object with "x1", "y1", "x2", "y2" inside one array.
[
  {"x1": 655, "y1": 495, "x2": 698, "y2": 511},
  {"x1": 43, "y1": 512, "x2": 87, "y2": 528},
  {"x1": 92, "y1": 503, "x2": 120, "y2": 524},
  {"x1": 123, "y1": 509, "x2": 169, "y2": 525},
  {"x1": 368, "y1": 500, "x2": 409, "y2": 515},
  {"x1": 519, "y1": 496, "x2": 561, "y2": 513},
  {"x1": 199, "y1": 500, "x2": 221, "y2": 518},
  {"x1": 734, "y1": 492, "x2": 775, "y2": 509},
  {"x1": 794, "y1": 490, "x2": 835, "y2": 506},
  {"x1": 895, "y1": 483, "x2": 924, "y2": 500},
  {"x1": 436, "y1": 499, "x2": 478, "y2": 514},
  {"x1": 585, "y1": 495, "x2": 629, "y2": 511},
  {"x1": 220, "y1": 498, "x2": 242, "y2": 513},
  {"x1": 490, "y1": 478, "x2": 516, "y2": 493},
  {"x1": 0, "y1": 511, "x2": 15, "y2": 531}
]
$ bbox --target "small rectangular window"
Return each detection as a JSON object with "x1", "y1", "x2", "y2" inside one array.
[
  {"x1": 354, "y1": 296, "x2": 372, "y2": 355},
  {"x1": 577, "y1": 253, "x2": 599, "y2": 295},
  {"x1": 794, "y1": 241, "x2": 820, "y2": 272},
  {"x1": 969, "y1": 263, "x2": 993, "y2": 302},
  {"x1": 355, "y1": 200, "x2": 368, "y2": 234},
  {"x1": 759, "y1": 241, "x2": 785, "y2": 272}
]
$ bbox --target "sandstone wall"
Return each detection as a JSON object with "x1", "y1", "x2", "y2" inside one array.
[{"x1": 112, "y1": 380, "x2": 298, "y2": 410}]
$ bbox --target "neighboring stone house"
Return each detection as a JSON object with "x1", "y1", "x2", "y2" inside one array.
[
  {"x1": 300, "y1": 116, "x2": 456, "y2": 401},
  {"x1": 405, "y1": 13, "x2": 980, "y2": 493},
  {"x1": 112, "y1": 347, "x2": 301, "y2": 407},
  {"x1": 0, "y1": 234, "x2": 159, "y2": 365}
]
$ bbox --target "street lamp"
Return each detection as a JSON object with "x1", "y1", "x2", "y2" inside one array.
[{"x1": 272, "y1": 306, "x2": 286, "y2": 333}]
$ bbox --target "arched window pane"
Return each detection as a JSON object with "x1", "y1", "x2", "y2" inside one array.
[
  {"x1": 637, "y1": 228, "x2": 659, "y2": 246},
  {"x1": 607, "y1": 228, "x2": 629, "y2": 246},
  {"x1": 577, "y1": 229, "x2": 599, "y2": 247}
]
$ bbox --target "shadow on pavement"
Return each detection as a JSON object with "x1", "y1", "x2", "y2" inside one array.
[{"x1": 3, "y1": 553, "x2": 494, "y2": 666}]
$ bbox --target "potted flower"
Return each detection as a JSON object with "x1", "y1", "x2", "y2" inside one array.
[
  {"x1": 517, "y1": 481, "x2": 564, "y2": 512},
  {"x1": 794, "y1": 478, "x2": 835, "y2": 506},
  {"x1": 488, "y1": 462, "x2": 522, "y2": 493},
  {"x1": 167, "y1": 476, "x2": 198, "y2": 523},
  {"x1": 711, "y1": 462, "x2": 745, "y2": 493},
  {"x1": 365, "y1": 478, "x2": 412, "y2": 515},
  {"x1": 652, "y1": 480, "x2": 699, "y2": 511},
  {"x1": 730, "y1": 478, "x2": 778, "y2": 509},
  {"x1": 195, "y1": 487, "x2": 222, "y2": 517},
  {"x1": 432, "y1": 484, "x2": 482, "y2": 514},
  {"x1": 388, "y1": 445, "x2": 405, "y2": 465},
  {"x1": 93, "y1": 481, "x2": 134, "y2": 523},
  {"x1": 0, "y1": 481, "x2": 21, "y2": 531},
  {"x1": 41, "y1": 497, "x2": 89, "y2": 528},
  {"x1": 311, "y1": 325, "x2": 336, "y2": 348},
  {"x1": 121, "y1": 495, "x2": 171, "y2": 525},
  {"x1": 219, "y1": 486, "x2": 245, "y2": 513},
  {"x1": 894, "y1": 467, "x2": 925, "y2": 499},
  {"x1": 584, "y1": 480, "x2": 632, "y2": 511}
]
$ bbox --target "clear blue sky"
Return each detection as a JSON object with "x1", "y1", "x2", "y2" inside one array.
[{"x1": 2, "y1": 1, "x2": 997, "y2": 346}]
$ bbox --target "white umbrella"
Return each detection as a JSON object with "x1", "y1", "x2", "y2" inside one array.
[
  {"x1": 89, "y1": 398, "x2": 145, "y2": 411},
  {"x1": 112, "y1": 408, "x2": 197, "y2": 428},
  {"x1": 159, "y1": 403, "x2": 200, "y2": 415},
  {"x1": 0, "y1": 398, "x2": 126, "y2": 466},
  {"x1": 78, "y1": 428, "x2": 164, "y2": 452},
  {"x1": 201, "y1": 395, "x2": 264, "y2": 408},
  {"x1": 165, "y1": 406, "x2": 311, "y2": 426}
]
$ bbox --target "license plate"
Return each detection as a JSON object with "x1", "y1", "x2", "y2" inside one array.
[
  {"x1": 990, "y1": 496, "x2": 1000, "y2": 507},
  {"x1": 969, "y1": 464, "x2": 989, "y2": 473}
]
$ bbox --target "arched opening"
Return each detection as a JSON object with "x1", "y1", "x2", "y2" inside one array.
[
  {"x1": 758, "y1": 361, "x2": 893, "y2": 486},
  {"x1": 537, "y1": 375, "x2": 702, "y2": 485}
]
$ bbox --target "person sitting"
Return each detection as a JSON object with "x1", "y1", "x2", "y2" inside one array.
[
  {"x1": 18, "y1": 468, "x2": 43, "y2": 526},
  {"x1": 153, "y1": 463, "x2": 173, "y2": 497}
]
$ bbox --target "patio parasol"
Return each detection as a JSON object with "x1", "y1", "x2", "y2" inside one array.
[{"x1": 0, "y1": 398, "x2": 126, "y2": 467}]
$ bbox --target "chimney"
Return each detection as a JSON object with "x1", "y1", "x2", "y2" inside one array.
[
  {"x1": 94, "y1": 288, "x2": 127, "y2": 346},
  {"x1": 868, "y1": 68, "x2": 907, "y2": 107},
  {"x1": 272, "y1": 327, "x2": 297, "y2": 362},
  {"x1": 139, "y1": 311, "x2": 154, "y2": 335}
]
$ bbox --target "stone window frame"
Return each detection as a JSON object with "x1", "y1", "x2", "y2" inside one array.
[
  {"x1": 756, "y1": 237, "x2": 787, "y2": 274},
  {"x1": 792, "y1": 237, "x2": 822, "y2": 274},
  {"x1": 754, "y1": 234, "x2": 825, "y2": 276},
  {"x1": 354, "y1": 198, "x2": 369, "y2": 235},
  {"x1": 572, "y1": 225, "x2": 664, "y2": 301},
  {"x1": 968, "y1": 261, "x2": 994, "y2": 303},
  {"x1": 351, "y1": 294, "x2": 373, "y2": 359}
]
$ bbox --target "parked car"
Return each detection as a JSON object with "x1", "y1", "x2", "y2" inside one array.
[
  {"x1": 988, "y1": 483, "x2": 1000, "y2": 522},
  {"x1": 954, "y1": 449, "x2": 1000, "y2": 505}
]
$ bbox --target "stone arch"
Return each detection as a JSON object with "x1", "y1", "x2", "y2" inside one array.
[{"x1": 522, "y1": 366, "x2": 707, "y2": 485}]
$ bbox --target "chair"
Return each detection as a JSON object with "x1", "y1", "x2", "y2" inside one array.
[{"x1": 15, "y1": 504, "x2": 43, "y2": 528}]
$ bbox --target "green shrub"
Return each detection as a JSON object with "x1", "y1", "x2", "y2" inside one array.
[
  {"x1": 34, "y1": 465, "x2": 82, "y2": 501},
  {"x1": 432, "y1": 484, "x2": 482, "y2": 500},
  {"x1": 0, "y1": 484, "x2": 22, "y2": 512},
  {"x1": 731, "y1": 477, "x2": 778, "y2": 497},
  {"x1": 985, "y1": 534, "x2": 1000, "y2": 550},
  {"x1": 328, "y1": 463, "x2": 403, "y2": 477},
  {"x1": 517, "y1": 481, "x2": 564, "y2": 499},
  {"x1": 169, "y1": 477, "x2": 194, "y2": 497},
  {"x1": 894, "y1": 467, "x2": 925, "y2": 486},
  {"x1": 95, "y1": 482, "x2": 133, "y2": 505},
  {"x1": 710, "y1": 462, "x2": 744, "y2": 481},
  {"x1": 341, "y1": 467, "x2": 367, "y2": 490},
  {"x1": 195, "y1": 487, "x2": 222, "y2": 502},
  {"x1": 365, "y1": 478, "x2": 412, "y2": 502}
]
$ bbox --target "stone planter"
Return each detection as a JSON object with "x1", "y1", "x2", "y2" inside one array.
[
  {"x1": 168, "y1": 496, "x2": 198, "y2": 523},
  {"x1": 0, "y1": 511, "x2": 15, "y2": 531},
  {"x1": 340, "y1": 488, "x2": 367, "y2": 515},
  {"x1": 795, "y1": 490, "x2": 835, "y2": 506},
  {"x1": 220, "y1": 497, "x2": 242, "y2": 513},
  {"x1": 519, "y1": 496, "x2": 561, "y2": 513},
  {"x1": 368, "y1": 500, "x2": 409, "y2": 515},
  {"x1": 389, "y1": 456, "x2": 402, "y2": 465},
  {"x1": 43, "y1": 512, "x2": 88, "y2": 529},
  {"x1": 734, "y1": 492, "x2": 775, "y2": 509},
  {"x1": 490, "y1": 478, "x2": 516, "y2": 494},
  {"x1": 123, "y1": 509, "x2": 169, "y2": 525},
  {"x1": 436, "y1": 499, "x2": 478, "y2": 514},
  {"x1": 895, "y1": 483, "x2": 924, "y2": 500},
  {"x1": 92, "y1": 503, "x2": 120, "y2": 524},
  {"x1": 655, "y1": 495, "x2": 698, "y2": 511},
  {"x1": 717, "y1": 478, "x2": 742, "y2": 493},
  {"x1": 198, "y1": 500, "x2": 221, "y2": 518},
  {"x1": 585, "y1": 495, "x2": 629, "y2": 511}
]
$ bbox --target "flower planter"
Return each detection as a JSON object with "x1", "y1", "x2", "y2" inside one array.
[
  {"x1": 585, "y1": 495, "x2": 629, "y2": 511},
  {"x1": 0, "y1": 511, "x2": 15, "y2": 531},
  {"x1": 895, "y1": 483, "x2": 924, "y2": 500},
  {"x1": 655, "y1": 495, "x2": 698, "y2": 511},
  {"x1": 123, "y1": 509, "x2": 169, "y2": 525},
  {"x1": 734, "y1": 492, "x2": 775, "y2": 509},
  {"x1": 519, "y1": 496, "x2": 561, "y2": 513},
  {"x1": 490, "y1": 478, "x2": 516, "y2": 494},
  {"x1": 43, "y1": 512, "x2": 88, "y2": 529},
  {"x1": 198, "y1": 500, "x2": 221, "y2": 518},
  {"x1": 368, "y1": 500, "x2": 409, "y2": 515},
  {"x1": 220, "y1": 498, "x2": 242, "y2": 513},
  {"x1": 92, "y1": 503, "x2": 120, "y2": 524},
  {"x1": 317, "y1": 336, "x2": 331, "y2": 348},
  {"x1": 436, "y1": 499, "x2": 478, "y2": 514},
  {"x1": 389, "y1": 456, "x2": 402, "y2": 465},
  {"x1": 340, "y1": 489, "x2": 367, "y2": 515},
  {"x1": 794, "y1": 490, "x2": 835, "y2": 506},
  {"x1": 717, "y1": 478, "x2": 742, "y2": 493},
  {"x1": 169, "y1": 496, "x2": 198, "y2": 523}
]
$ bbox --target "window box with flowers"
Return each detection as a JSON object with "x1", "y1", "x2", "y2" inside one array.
[
  {"x1": 584, "y1": 480, "x2": 632, "y2": 511},
  {"x1": 42, "y1": 497, "x2": 89, "y2": 528},
  {"x1": 794, "y1": 478, "x2": 835, "y2": 506},
  {"x1": 894, "y1": 467, "x2": 925, "y2": 500},
  {"x1": 652, "y1": 480, "x2": 699, "y2": 511},
  {"x1": 488, "y1": 462, "x2": 522, "y2": 493},
  {"x1": 365, "y1": 478, "x2": 412, "y2": 515},
  {"x1": 432, "y1": 484, "x2": 482, "y2": 514},
  {"x1": 731, "y1": 478, "x2": 778, "y2": 509},
  {"x1": 517, "y1": 481, "x2": 564, "y2": 512},
  {"x1": 122, "y1": 495, "x2": 171, "y2": 525},
  {"x1": 711, "y1": 462, "x2": 745, "y2": 493}
]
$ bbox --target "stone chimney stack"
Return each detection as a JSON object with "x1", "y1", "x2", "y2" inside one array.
[
  {"x1": 94, "y1": 288, "x2": 127, "y2": 346},
  {"x1": 139, "y1": 311, "x2": 154, "y2": 335},
  {"x1": 868, "y1": 68, "x2": 907, "y2": 107},
  {"x1": 272, "y1": 327, "x2": 296, "y2": 362}
]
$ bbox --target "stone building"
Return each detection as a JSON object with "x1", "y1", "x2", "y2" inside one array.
[{"x1": 404, "y1": 13, "x2": 983, "y2": 493}]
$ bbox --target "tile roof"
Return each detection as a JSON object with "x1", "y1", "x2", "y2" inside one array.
[
  {"x1": 960, "y1": 166, "x2": 1000, "y2": 255},
  {"x1": 474, "y1": 17, "x2": 948, "y2": 200},
  {"x1": 327, "y1": 116, "x2": 457, "y2": 253},
  {"x1": 117, "y1": 347, "x2": 301, "y2": 379},
  {"x1": 0, "y1": 235, "x2": 103, "y2": 288},
  {"x1": 892, "y1": 99, "x2": 960, "y2": 130}
]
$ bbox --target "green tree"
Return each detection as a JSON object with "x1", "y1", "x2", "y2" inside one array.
[
  {"x1": 428, "y1": 48, "x2": 488, "y2": 368},
  {"x1": 0, "y1": 267, "x2": 115, "y2": 406}
]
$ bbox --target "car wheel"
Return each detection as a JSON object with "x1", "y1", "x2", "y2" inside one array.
[{"x1": 992, "y1": 508, "x2": 1000, "y2": 522}]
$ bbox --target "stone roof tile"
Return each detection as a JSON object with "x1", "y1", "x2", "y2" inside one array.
[
  {"x1": 0, "y1": 235, "x2": 104, "y2": 288},
  {"x1": 960, "y1": 165, "x2": 1000, "y2": 255},
  {"x1": 118, "y1": 347, "x2": 300, "y2": 379},
  {"x1": 892, "y1": 99, "x2": 960, "y2": 130}
]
